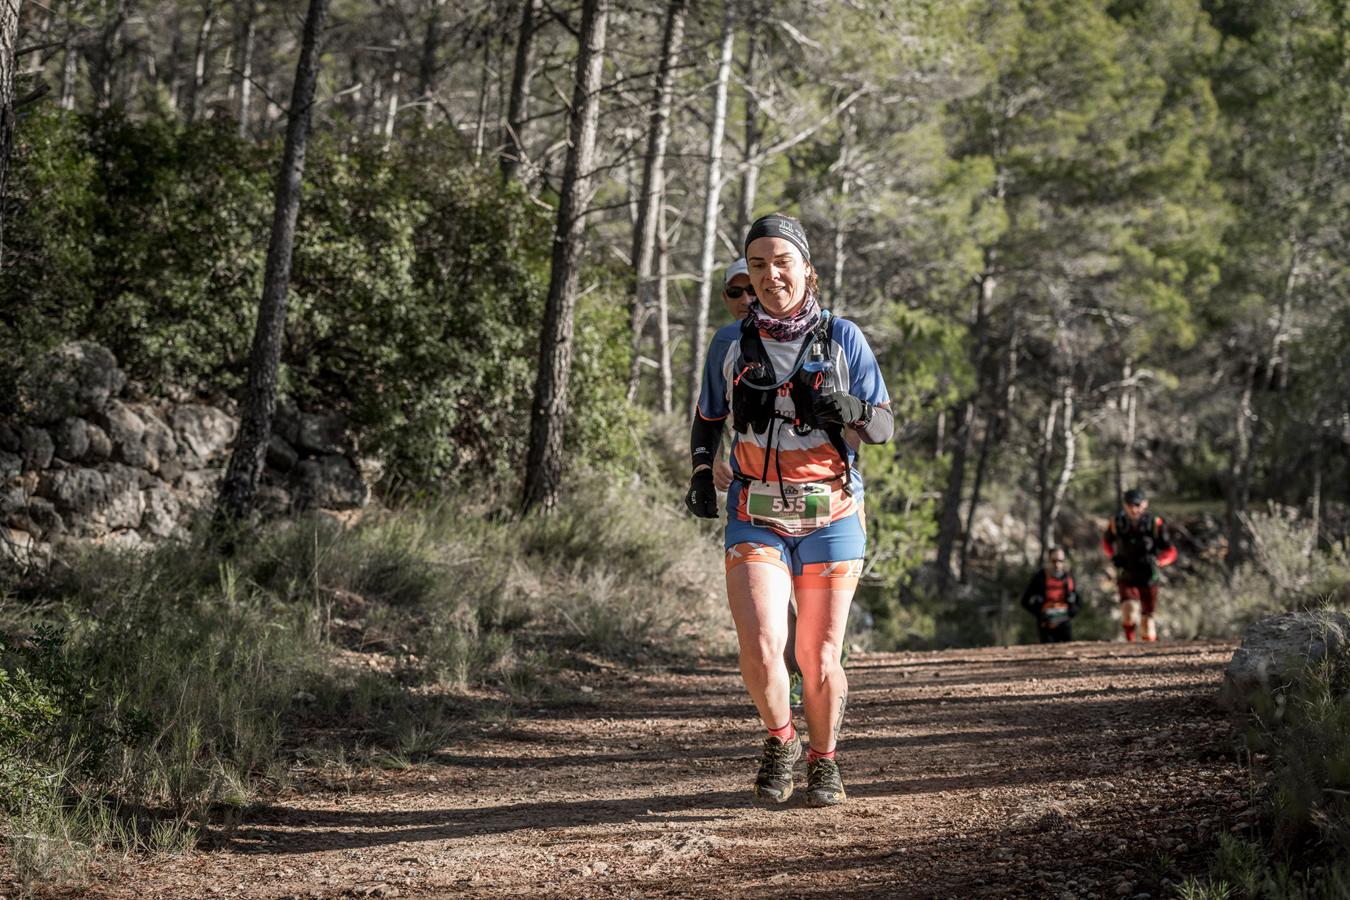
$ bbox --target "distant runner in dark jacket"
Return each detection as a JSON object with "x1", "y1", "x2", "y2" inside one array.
[
  {"x1": 1021, "y1": 548, "x2": 1080, "y2": 643},
  {"x1": 1102, "y1": 487, "x2": 1177, "y2": 642}
]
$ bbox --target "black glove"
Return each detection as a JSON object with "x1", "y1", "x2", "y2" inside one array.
[
  {"x1": 1111, "y1": 553, "x2": 1126, "y2": 570},
  {"x1": 813, "y1": 391, "x2": 869, "y2": 426},
  {"x1": 685, "y1": 468, "x2": 718, "y2": 518}
]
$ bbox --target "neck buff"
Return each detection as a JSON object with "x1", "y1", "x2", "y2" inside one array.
[{"x1": 749, "y1": 289, "x2": 821, "y2": 342}]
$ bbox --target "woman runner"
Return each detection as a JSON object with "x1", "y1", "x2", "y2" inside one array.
[{"x1": 685, "y1": 214, "x2": 893, "y2": 806}]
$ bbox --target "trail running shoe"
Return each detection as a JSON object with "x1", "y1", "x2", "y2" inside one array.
[
  {"x1": 753, "y1": 734, "x2": 802, "y2": 803},
  {"x1": 788, "y1": 671, "x2": 804, "y2": 709},
  {"x1": 805, "y1": 757, "x2": 846, "y2": 807}
]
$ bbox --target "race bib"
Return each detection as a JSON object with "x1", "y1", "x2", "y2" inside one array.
[{"x1": 745, "y1": 481, "x2": 833, "y2": 535}]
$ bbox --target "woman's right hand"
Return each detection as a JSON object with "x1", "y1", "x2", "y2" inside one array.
[
  {"x1": 685, "y1": 468, "x2": 718, "y2": 518},
  {"x1": 713, "y1": 459, "x2": 734, "y2": 492}
]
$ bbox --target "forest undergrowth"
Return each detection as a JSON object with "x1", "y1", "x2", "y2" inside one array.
[{"x1": 0, "y1": 475, "x2": 727, "y2": 889}]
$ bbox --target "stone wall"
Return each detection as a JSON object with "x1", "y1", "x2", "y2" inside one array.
[{"x1": 1, "y1": 342, "x2": 369, "y2": 566}]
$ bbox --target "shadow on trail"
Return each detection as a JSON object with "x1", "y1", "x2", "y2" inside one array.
[{"x1": 229, "y1": 789, "x2": 750, "y2": 855}]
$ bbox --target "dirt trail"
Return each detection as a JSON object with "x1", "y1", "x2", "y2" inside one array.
[{"x1": 80, "y1": 641, "x2": 1247, "y2": 898}]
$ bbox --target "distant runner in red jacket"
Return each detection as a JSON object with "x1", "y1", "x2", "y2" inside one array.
[{"x1": 1102, "y1": 487, "x2": 1177, "y2": 641}]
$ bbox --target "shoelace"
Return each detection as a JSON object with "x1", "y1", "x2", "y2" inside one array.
[
  {"x1": 808, "y1": 759, "x2": 840, "y2": 789},
  {"x1": 759, "y1": 740, "x2": 795, "y2": 774}
]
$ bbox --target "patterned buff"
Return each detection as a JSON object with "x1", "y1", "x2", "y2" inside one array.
[{"x1": 749, "y1": 289, "x2": 821, "y2": 342}]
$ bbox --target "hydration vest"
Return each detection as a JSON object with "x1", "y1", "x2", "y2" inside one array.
[
  {"x1": 730, "y1": 311, "x2": 853, "y2": 493},
  {"x1": 1110, "y1": 512, "x2": 1164, "y2": 563}
]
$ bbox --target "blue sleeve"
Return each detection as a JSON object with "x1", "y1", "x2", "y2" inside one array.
[
  {"x1": 697, "y1": 326, "x2": 737, "y2": 420},
  {"x1": 837, "y1": 319, "x2": 889, "y2": 406}
]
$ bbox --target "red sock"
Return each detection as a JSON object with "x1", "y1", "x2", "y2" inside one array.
[
  {"x1": 1143, "y1": 633, "x2": 1157, "y2": 642},
  {"x1": 807, "y1": 747, "x2": 836, "y2": 763},
  {"x1": 1122, "y1": 624, "x2": 1137, "y2": 642},
  {"x1": 768, "y1": 720, "x2": 795, "y2": 742}
]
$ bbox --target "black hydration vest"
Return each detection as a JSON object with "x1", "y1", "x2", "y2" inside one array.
[
  {"x1": 730, "y1": 311, "x2": 853, "y2": 493},
  {"x1": 1112, "y1": 512, "x2": 1162, "y2": 563}
]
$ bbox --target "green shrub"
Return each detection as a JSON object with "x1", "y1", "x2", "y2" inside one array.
[{"x1": 1, "y1": 112, "x2": 635, "y2": 491}]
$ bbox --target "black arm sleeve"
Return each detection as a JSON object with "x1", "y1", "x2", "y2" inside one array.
[
  {"x1": 854, "y1": 403, "x2": 894, "y2": 444},
  {"x1": 691, "y1": 416, "x2": 724, "y2": 471},
  {"x1": 1020, "y1": 571, "x2": 1044, "y2": 613}
]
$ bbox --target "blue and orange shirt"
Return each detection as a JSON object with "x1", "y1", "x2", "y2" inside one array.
[{"x1": 696, "y1": 317, "x2": 889, "y2": 529}]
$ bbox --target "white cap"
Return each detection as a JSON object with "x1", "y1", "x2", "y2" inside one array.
[{"x1": 724, "y1": 258, "x2": 749, "y2": 284}]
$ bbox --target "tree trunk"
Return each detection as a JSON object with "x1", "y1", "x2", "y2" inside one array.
[
  {"x1": 735, "y1": 20, "x2": 761, "y2": 239},
  {"x1": 89, "y1": 0, "x2": 129, "y2": 110},
  {"x1": 625, "y1": 0, "x2": 686, "y2": 403},
  {"x1": 0, "y1": 0, "x2": 16, "y2": 271},
  {"x1": 60, "y1": 8, "x2": 77, "y2": 110},
  {"x1": 519, "y1": 0, "x2": 608, "y2": 515},
  {"x1": 686, "y1": 8, "x2": 734, "y2": 414},
  {"x1": 236, "y1": 0, "x2": 256, "y2": 138},
  {"x1": 418, "y1": 0, "x2": 445, "y2": 126},
  {"x1": 934, "y1": 400, "x2": 971, "y2": 595},
  {"x1": 1042, "y1": 380, "x2": 1076, "y2": 557},
  {"x1": 186, "y1": 1, "x2": 215, "y2": 122},
  {"x1": 215, "y1": 0, "x2": 331, "y2": 526},
  {"x1": 382, "y1": 64, "x2": 400, "y2": 149},
  {"x1": 829, "y1": 110, "x2": 852, "y2": 313},
  {"x1": 499, "y1": 0, "x2": 537, "y2": 181},
  {"x1": 1035, "y1": 396, "x2": 1061, "y2": 558},
  {"x1": 655, "y1": 186, "x2": 673, "y2": 415},
  {"x1": 472, "y1": 25, "x2": 491, "y2": 160},
  {"x1": 1225, "y1": 354, "x2": 1259, "y2": 567},
  {"x1": 957, "y1": 415, "x2": 991, "y2": 584}
]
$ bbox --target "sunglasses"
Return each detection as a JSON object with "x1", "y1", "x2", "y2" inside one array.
[{"x1": 724, "y1": 285, "x2": 755, "y2": 299}]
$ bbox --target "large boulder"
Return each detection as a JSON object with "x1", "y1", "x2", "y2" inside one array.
[
  {"x1": 0, "y1": 450, "x2": 20, "y2": 484},
  {"x1": 293, "y1": 455, "x2": 367, "y2": 510},
  {"x1": 20, "y1": 342, "x2": 123, "y2": 423},
  {"x1": 85, "y1": 423, "x2": 112, "y2": 461},
  {"x1": 20, "y1": 426, "x2": 55, "y2": 471},
  {"x1": 132, "y1": 405, "x2": 178, "y2": 474},
  {"x1": 40, "y1": 467, "x2": 108, "y2": 517},
  {"x1": 52, "y1": 418, "x2": 91, "y2": 462},
  {"x1": 38, "y1": 464, "x2": 145, "y2": 533},
  {"x1": 140, "y1": 484, "x2": 182, "y2": 538},
  {"x1": 296, "y1": 413, "x2": 354, "y2": 457},
  {"x1": 171, "y1": 404, "x2": 237, "y2": 468},
  {"x1": 99, "y1": 401, "x2": 149, "y2": 468},
  {"x1": 1219, "y1": 611, "x2": 1350, "y2": 711}
]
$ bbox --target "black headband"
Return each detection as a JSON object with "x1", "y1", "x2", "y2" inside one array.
[{"x1": 744, "y1": 214, "x2": 811, "y2": 262}]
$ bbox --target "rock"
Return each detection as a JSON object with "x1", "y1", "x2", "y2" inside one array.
[
  {"x1": 135, "y1": 405, "x2": 178, "y2": 474},
  {"x1": 273, "y1": 401, "x2": 301, "y2": 446},
  {"x1": 20, "y1": 426, "x2": 55, "y2": 471},
  {"x1": 293, "y1": 455, "x2": 367, "y2": 510},
  {"x1": 266, "y1": 434, "x2": 299, "y2": 472},
  {"x1": 20, "y1": 342, "x2": 122, "y2": 423},
  {"x1": 178, "y1": 469, "x2": 221, "y2": 506},
  {"x1": 141, "y1": 484, "x2": 181, "y2": 538},
  {"x1": 1219, "y1": 611, "x2": 1350, "y2": 711},
  {"x1": 40, "y1": 467, "x2": 109, "y2": 517},
  {"x1": 52, "y1": 418, "x2": 91, "y2": 462},
  {"x1": 158, "y1": 457, "x2": 184, "y2": 484},
  {"x1": 296, "y1": 412, "x2": 354, "y2": 457},
  {"x1": 0, "y1": 485, "x2": 24, "y2": 515},
  {"x1": 1, "y1": 527, "x2": 36, "y2": 562},
  {"x1": 255, "y1": 483, "x2": 292, "y2": 517},
  {"x1": 101, "y1": 465, "x2": 145, "y2": 530},
  {"x1": 38, "y1": 465, "x2": 144, "y2": 533},
  {"x1": 25, "y1": 498, "x2": 64, "y2": 537},
  {"x1": 100, "y1": 400, "x2": 149, "y2": 468},
  {"x1": 171, "y1": 404, "x2": 237, "y2": 467},
  {"x1": 0, "y1": 423, "x2": 19, "y2": 452},
  {"x1": 85, "y1": 423, "x2": 112, "y2": 461},
  {"x1": 0, "y1": 450, "x2": 20, "y2": 483}
]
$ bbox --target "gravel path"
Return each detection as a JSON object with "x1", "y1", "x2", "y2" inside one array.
[{"x1": 31, "y1": 640, "x2": 1248, "y2": 898}]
